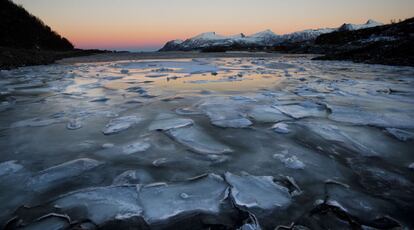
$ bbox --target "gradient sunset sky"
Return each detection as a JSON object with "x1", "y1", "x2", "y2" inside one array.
[{"x1": 13, "y1": 0, "x2": 414, "y2": 51}]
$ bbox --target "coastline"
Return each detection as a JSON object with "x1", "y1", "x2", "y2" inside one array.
[
  {"x1": 0, "y1": 48, "x2": 108, "y2": 70},
  {"x1": 57, "y1": 51, "x2": 315, "y2": 65}
]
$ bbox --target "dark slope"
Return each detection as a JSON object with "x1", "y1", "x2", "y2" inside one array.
[
  {"x1": 313, "y1": 18, "x2": 414, "y2": 66},
  {"x1": 0, "y1": 0, "x2": 104, "y2": 69},
  {"x1": 0, "y1": 0, "x2": 73, "y2": 50}
]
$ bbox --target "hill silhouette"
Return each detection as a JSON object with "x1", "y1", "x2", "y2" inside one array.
[
  {"x1": 0, "y1": 0, "x2": 104, "y2": 69},
  {"x1": 0, "y1": 0, "x2": 74, "y2": 50}
]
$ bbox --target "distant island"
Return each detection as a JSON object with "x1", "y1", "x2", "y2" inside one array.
[{"x1": 0, "y1": 0, "x2": 105, "y2": 69}]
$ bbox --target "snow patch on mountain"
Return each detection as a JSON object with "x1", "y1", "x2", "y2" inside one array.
[
  {"x1": 160, "y1": 19, "x2": 384, "y2": 51},
  {"x1": 338, "y1": 19, "x2": 384, "y2": 31}
]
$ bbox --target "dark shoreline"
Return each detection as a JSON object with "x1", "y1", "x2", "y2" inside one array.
[
  {"x1": 0, "y1": 47, "x2": 109, "y2": 70},
  {"x1": 2, "y1": 49, "x2": 413, "y2": 70}
]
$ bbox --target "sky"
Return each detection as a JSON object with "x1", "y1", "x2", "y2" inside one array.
[{"x1": 13, "y1": 0, "x2": 414, "y2": 51}]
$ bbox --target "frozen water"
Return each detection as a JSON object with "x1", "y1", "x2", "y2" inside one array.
[
  {"x1": 166, "y1": 126, "x2": 233, "y2": 154},
  {"x1": 66, "y1": 118, "x2": 82, "y2": 130},
  {"x1": 224, "y1": 172, "x2": 291, "y2": 212},
  {"x1": 273, "y1": 152, "x2": 305, "y2": 169},
  {"x1": 274, "y1": 101, "x2": 327, "y2": 119},
  {"x1": 11, "y1": 117, "x2": 66, "y2": 128},
  {"x1": 18, "y1": 215, "x2": 70, "y2": 230},
  {"x1": 0, "y1": 160, "x2": 24, "y2": 177},
  {"x1": 95, "y1": 140, "x2": 151, "y2": 158},
  {"x1": 326, "y1": 103, "x2": 414, "y2": 129},
  {"x1": 212, "y1": 118, "x2": 253, "y2": 129},
  {"x1": 271, "y1": 122, "x2": 290, "y2": 134},
  {"x1": 149, "y1": 115, "x2": 194, "y2": 131},
  {"x1": 112, "y1": 170, "x2": 154, "y2": 185},
  {"x1": 122, "y1": 141, "x2": 151, "y2": 154},
  {"x1": 53, "y1": 186, "x2": 143, "y2": 225},
  {"x1": 248, "y1": 105, "x2": 290, "y2": 123},
  {"x1": 138, "y1": 174, "x2": 229, "y2": 225},
  {"x1": 386, "y1": 128, "x2": 414, "y2": 142},
  {"x1": 2, "y1": 56, "x2": 414, "y2": 228},
  {"x1": 102, "y1": 115, "x2": 142, "y2": 135},
  {"x1": 199, "y1": 98, "x2": 253, "y2": 128},
  {"x1": 28, "y1": 158, "x2": 103, "y2": 192},
  {"x1": 117, "y1": 60, "x2": 219, "y2": 74}
]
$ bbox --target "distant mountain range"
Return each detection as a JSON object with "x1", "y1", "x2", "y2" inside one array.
[{"x1": 160, "y1": 20, "x2": 383, "y2": 51}]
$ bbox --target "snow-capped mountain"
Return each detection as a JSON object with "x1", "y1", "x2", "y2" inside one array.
[
  {"x1": 338, "y1": 19, "x2": 383, "y2": 31},
  {"x1": 278, "y1": 28, "x2": 336, "y2": 43},
  {"x1": 160, "y1": 20, "x2": 383, "y2": 51},
  {"x1": 245, "y1": 29, "x2": 280, "y2": 45},
  {"x1": 176, "y1": 32, "x2": 248, "y2": 50}
]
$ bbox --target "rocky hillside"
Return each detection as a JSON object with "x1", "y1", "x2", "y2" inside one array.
[
  {"x1": 159, "y1": 20, "x2": 383, "y2": 52},
  {"x1": 0, "y1": 0, "x2": 104, "y2": 69},
  {"x1": 0, "y1": 0, "x2": 74, "y2": 50},
  {"x1": 312, "y1": 17, "x2": 414, "y2": 66}
]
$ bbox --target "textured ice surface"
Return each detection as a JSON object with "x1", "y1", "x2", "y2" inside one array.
[
  {"x1": 102, "y1": 115, "x2": 142, "y2": 135},
  {"x1": 386, "y1": 128, "x2": 414, "y2": 142},
  {"x1": 273, "y1": 152, "x2": 305, "y2": 169},
  {"x1": 19, "y1": 215, "x2": 70, "y2": 230},
  {"x1": 166, "y1": 126, "x2": 233, "y2": 154},
  {"x1": 113, "y1": 170, "x2": 154, "y2": 185},
  {"x1": 199, "y1": 98, "x2": 253, "y2": 128},
  {"x1": 28, "y1": 158, "x2": 103, "y2": 192},
  {"x1": 117, "y1": 60, "x2": 218, "y2": 74},
  {"x1": 224, "y1": 172, "x2": 291, "y2": 211},
  {"x1": 2, "y1": 57, "x2": 414, "y2": 229},
  {"x1": 66, "y1": 118, "x2": 82, "y2": 130},
  {"x1": 96, "y1": 140, "x2": 151, "y2": 158},
  {"x1": 271, "y1": 122, "x2": 290, "y2": 134},
  {"x1": 10, "y1": 117, "x2": 66, "y2": 128},
  {"x1": 274, "y1": 101, "x2": 327, "y2": 119},
  {"x1": 122, "y1": 141, "x2": 151, "y2": 154},
  {"x1": 0, "y1": 160, "x2": 24, "y2": 177},
  {"x1": 326, "y1": 103, "x2": 414, "y2": 128},
  {"x1": 138, "y1": 174, "x2": 229, "y2": 224},
  {"x1": 53, "y1": 186, "x2": 143, "y2": 226},
  {"x1": 149, "y1": 115, "x2": 194, "y2": 131},
  {"x1": 248, "y1": 105, "x2": 290, "y2": 123},
  {"x1": 299, "y1": 120, "x2": 402, "y2": 157}
]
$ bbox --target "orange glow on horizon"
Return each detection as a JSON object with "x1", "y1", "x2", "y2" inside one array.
[{"x1": 13, "y1": 0, "x2": 414, "y2": 50}]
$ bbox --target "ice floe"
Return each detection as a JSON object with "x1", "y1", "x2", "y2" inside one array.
[
  {"x1": 66, "y1": 118, "x2": 82, "y2": 130},
  {"x1": 248, "y1": 105, "x2": 289, "y2": 123},
  {"x1": 273, "y1": 152, "x2": 305, "y2": 169},
  {"x1": 11, "y1": 117, "x2": 66, "y2": 128},
  {"x1": 199, "y1": 99, "x2": 252, "y2": 128},
  {"x1": 166, "y1": 126, "x2": 233, "y2": 154},
  {"x1": 224, "y1": 172, "x2": 291, "y2": 212},
  {"x1": 271, "y1": 122, "x2": 290, "y2": 134},
  {"x1": 112, "y1": 170, "x2": 154, "y2": 185},
  {"x1": 274, "y1": 101, "x2": 327, "y2": 119},
  {"x1": 138, "y1": 174, "x2": 229, "y2": 225},
  {"x1": 102, "y1": 115, "x2": 142, "y2": 135},
  {"x1": 27, "y1": 158, "x2": 103, "y2": 192},
  {"x1": 149, "y1": 116, "x2": 194, "y2": 131},
  {"x1": 0, "y1": 160, "x2": 24, "y2": 177},
  {"x1": 53, "y1": 186, "x2": 143, "y2": 226},
  {"x1": 385, "y1": 128, "x2": 414, "y2": 142}
]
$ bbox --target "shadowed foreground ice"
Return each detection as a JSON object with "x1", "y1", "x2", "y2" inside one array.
[{"x1": 0, "y1": 56, "x2": 413, "y2": 229}]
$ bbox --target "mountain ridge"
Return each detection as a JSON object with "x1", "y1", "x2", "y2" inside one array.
[{"x1": 160, "y1": 20, "x2": 383, "y2": 51}]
